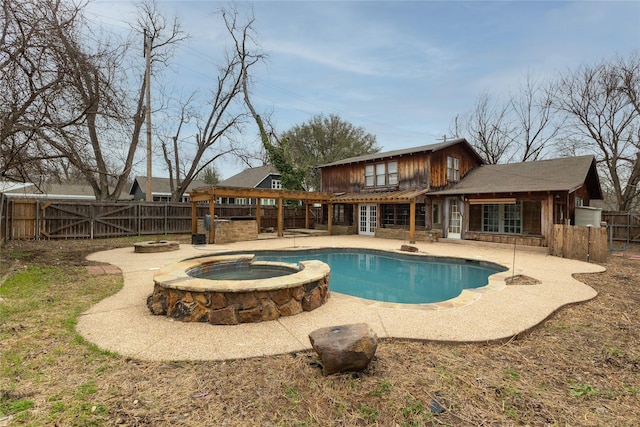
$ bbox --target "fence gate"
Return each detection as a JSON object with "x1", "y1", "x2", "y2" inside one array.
[
  {"x1": 8, "y1": 199, "x2": 38, "y2": 239},
  {"x1": 2, "y1": 199, "x2": 317, "y2": 240}
]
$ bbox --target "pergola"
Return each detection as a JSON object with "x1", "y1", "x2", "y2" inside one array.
[
  {"x1": 189, "y1": 186, "x2": 428, "y2": 244},
  {"x1": 189, "y1": 186, "x2": 333, "y2": 243}
]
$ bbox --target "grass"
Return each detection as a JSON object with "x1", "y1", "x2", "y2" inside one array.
[{"x1": 0, "y1": 236, "x2": 639, "y2": 425}]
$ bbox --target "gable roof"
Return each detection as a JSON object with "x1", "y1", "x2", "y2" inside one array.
[
  {"x1": 432, "y1": 155, "x2": 602, "y2": 198},
  {"x1": 1, "y1": 182, "x2": 118, "y2": 200},
  {"x1": 318, "y1": 138, "x2": 483, "y2": 168},
  {"x1": 131, "y1": 176, "x2": 208, "y2": 196},
  {"x1": 218, "y1": 165, "x2": 280, "y2": 188}
]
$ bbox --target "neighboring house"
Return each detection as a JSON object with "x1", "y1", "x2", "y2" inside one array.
[
  {"x1": 0, "y1": 182, "x2": 111, "y2": 200},
  {"x1": 318, "y1": 138, "x2": 603, "y2": 246},
  {"x1": 216, "y1": 165, "x2": 282, "y2": 205},
  {"x1": 130, "y1": 176, "x2": 207, "y2": 202}
]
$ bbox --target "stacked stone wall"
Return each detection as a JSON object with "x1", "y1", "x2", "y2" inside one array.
[
  {"x1": 147, "y1": 275, "x2": 330, "y2": 325},
  {"x1": 214, "y1": 219, "x2": 258, "y2": 243}
]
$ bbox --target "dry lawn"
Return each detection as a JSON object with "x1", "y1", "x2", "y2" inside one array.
[{"x1": 0, "y1": 236, "x2": 639, "y2": 426}]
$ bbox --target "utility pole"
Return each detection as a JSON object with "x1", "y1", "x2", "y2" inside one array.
[{"x1": 144, "y1": 29, "x2": 153, "y2": 202}]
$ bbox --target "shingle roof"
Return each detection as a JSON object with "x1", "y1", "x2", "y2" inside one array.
[
  {"x1": 318, "y1": 138, "x2": 481, "y2": 168},
  {"x1": 132, "y1": 177, "x2": 208, "y2": 195},
  {"x1": 218, "y1": 165, "x2": 279, "y2": 188},
  {"x1": 1, "y1": 183, "x2": 125, "y2": 199},
  {"x1": 432, "y1": 155, "x2": 602, "y2": 197}
]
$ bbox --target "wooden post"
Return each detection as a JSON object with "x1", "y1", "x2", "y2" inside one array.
[
  {"x1": 305, "y1": 202, "x2": 310, "y2": 229},
  {"x1": 409, "y1": 200, "x2": 416, "y2": 243},
  {"x1": 191, "y1": 201, "x2": 197, "y2": 235},
  {"x1": 277, "y1": 197, "x2": 283, "y2": 237},
  {"x1": 255, "y1": 199, "x2": 262, "y2": 234},
  {"x1": 144, "y1": 30, "x2": 153, "y2": 202},
  {"x1": 327, "y1": 203, "x2": 333, "y2": 235},
  {"x1": 208, "y1": 197, "x2": 215, "y2": 244}
]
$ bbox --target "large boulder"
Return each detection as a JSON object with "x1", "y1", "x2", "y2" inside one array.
[{"x1": 308, "y1": 323, "x2": 378, "y2": 375}]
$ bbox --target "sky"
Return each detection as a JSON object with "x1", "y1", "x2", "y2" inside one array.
[{"x1": 87, "y1": 0, "x2": 640, "y2": 180}]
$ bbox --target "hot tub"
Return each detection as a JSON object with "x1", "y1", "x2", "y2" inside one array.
[{"x1": 147, "y1": 254, "x2": 331, "y2": 325}]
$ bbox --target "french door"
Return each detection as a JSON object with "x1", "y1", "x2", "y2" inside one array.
[
  {"x1": 359, "y1": 204, "x2": 377, "y2": 235},
  {"x1": 448, "y1": 200, "x2": 462, "y2": 239}
]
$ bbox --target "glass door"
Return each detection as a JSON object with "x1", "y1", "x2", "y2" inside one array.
[{"x1": 359, "y1": 204, "x2": 377, "y2": 235}]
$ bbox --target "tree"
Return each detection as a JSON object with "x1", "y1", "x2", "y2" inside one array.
[
  {"x1": 279, "y1": 114, "x2": 380, "y2": 190},
  {"x1": 0, "y1": 0, "x2": 73, "y2": 185},
  {"x1": 451, "y1": 93, "x2": 519, "y2": 164},
  {"x1": 196, "y1": 164, "x2": 221, "y2": 185},
  {"x1": 0, "y1": 0, "x2": 185, "y2": 200},
  {"x1": 159, "y1": 8, "x2": 261, "y2": 201},
  {"x1": 510, "y1": 74, "x2": 562, "y2": 162},
  {"x1": 450, "y1": 76, "x2": 560, "y2": 164},
  {"x1": 554, "y1": 56, "x2": 640, "y2": 211}
]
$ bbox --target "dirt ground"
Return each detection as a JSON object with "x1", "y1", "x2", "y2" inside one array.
[{"x1": 1, "y1": 236, "x2": 639, "y2": 426}]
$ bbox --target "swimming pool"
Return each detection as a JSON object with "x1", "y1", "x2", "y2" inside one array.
[{"x1": 229, "y1": 248, "x2": 506, "y2": 304}]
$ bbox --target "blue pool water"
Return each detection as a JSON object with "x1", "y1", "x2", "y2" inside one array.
[{"x1": 242, "y1": 248, "x2": 506, "y2": 304}]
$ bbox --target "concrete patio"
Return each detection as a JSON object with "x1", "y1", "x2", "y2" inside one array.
[{"x1": 76, "y1": 235, "x2": 605, "y2": 361}]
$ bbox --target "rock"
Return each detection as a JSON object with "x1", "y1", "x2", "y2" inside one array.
[
  {"x1": 301, "y1": 288, "x2": 323, "y2": 311},
  {"x1": 208, "y1": 306, "x2": 239, "y2": 325},
  {"x1": 278, "y1": 299, "x2": 302, "y2": 317},
  {"x1": 308, "y1": 323, "x2": 378, "y2": 375},
  {"x1": 429, "y1": 398, "x2": 446, "y2": 414},
  {"x1": 238, "y1": 307, "x2": 262, "y2": 323},
  {"x1": 400, "y1": 244, "x2": 418, "y2": 252}
]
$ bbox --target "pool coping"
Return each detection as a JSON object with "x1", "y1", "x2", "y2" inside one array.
[
  {"x1": 204, "y1": 247, "x2": 511, "y2": 310},
  {"x1": 153, "y1": 254, "x2": 330, "y2": 292},
  {"x1": 76, "y1": 235, "x2": 605, "y2": 361}
]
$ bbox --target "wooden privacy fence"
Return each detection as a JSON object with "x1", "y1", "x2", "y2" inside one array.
[
  {"x1": 549, "y1": 224, "x2": 608, "y2": 263},
  {"x1": 602, "y1": 211, "x2": 640, "y2": 243},
  {"x1": 1, "y1": 199, "x2": 318, "y2": 240}
]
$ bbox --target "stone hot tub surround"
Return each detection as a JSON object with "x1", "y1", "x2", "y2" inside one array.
[{"x1": 147, "y1": 254, "x2": 331, "y2": 325}]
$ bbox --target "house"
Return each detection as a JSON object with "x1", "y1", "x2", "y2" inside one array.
[
  {"x1": 432, "y1": 155, "x2": 602, "y2": 246},
  {"x1": 130, "y1": 176, "x2": 207, "y2": 202},
  {"x1": 318, "y1": 138, "x2": 603, "y2": 246},
  {"x1": 318, "y1": 138, "x2": 484, "y2": 238},
  {"x1": 216, "y1": 165, "x2": 282, "y2": 205},
  {"x1": 0, "y1": 182, "x2": 117, "y2": 200}
]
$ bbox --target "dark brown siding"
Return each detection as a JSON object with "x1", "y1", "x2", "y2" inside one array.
[
  {"x1": 429, "y1": 145, "x2": 481, "y2": 189},
  {"x1": 320, "y1": 141, "x2": 483, "y2": 194}
]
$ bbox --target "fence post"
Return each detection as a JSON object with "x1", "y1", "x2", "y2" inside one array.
[
  {"x1": 10, "y1": 199, "x2": 14, "y2": 240},
  {"x1": 164, "y1": 203, "x2": 168, "y2": 235},
  {"x1": 35, "y1": 200, "x2": 39, "y2": 240}
]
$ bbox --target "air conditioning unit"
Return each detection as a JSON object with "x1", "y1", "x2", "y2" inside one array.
[{"x1": 574, "y1": 206, "x2": 602, "y2": 227}]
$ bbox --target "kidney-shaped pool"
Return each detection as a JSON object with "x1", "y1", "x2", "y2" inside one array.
[{"x1": 226, "y1": 248, "x2": 507, "y2": 304}]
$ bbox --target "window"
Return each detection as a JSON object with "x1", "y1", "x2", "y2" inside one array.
[
  {"x1": 333, "y1": 204, "x2": 345, "y2": 223},
  {"x1": 365, "y1": 161, "x2": 399, "y2": 187},
  {"x1": 576, "y1": 196, "x2": 584, "y2": 207},
  {"x1": 503, "y1": 204, "x2": 521, "y2": 234},
  {"x1": 387, "y1": 161, "x2": 398, "y2": 185},
  {"x1": 235, "y1": 198, "x2": 247, "y2": 205},
  {"x1": 365, "y1": 165, "x2": 375, "y2": 187},
  {"x1": 447, "y1": 156, "x2": 460, "y2": 182},
  {"x1": 432, "y1": 202, "x2": 441, "y2": 225},
  {"x1": 271, "y1": 179, "x2": 281, "y2": 190},
  {"x1": 376, "y1": 163, "x2": 386, "y2": 186},
  {"x1": 481, "y1": 203, "x2": 521, "y2": 234}
]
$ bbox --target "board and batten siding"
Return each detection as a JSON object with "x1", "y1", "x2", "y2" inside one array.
[
  {"x1": 429, "y1": 145, "x2": 481, "y2": 190},
  {"x1": 320, "y1": 152, "x2": 430, "y2": 194},
  {"x1": 320, "y1": 145, "x2": 482, "y2": 194}
]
